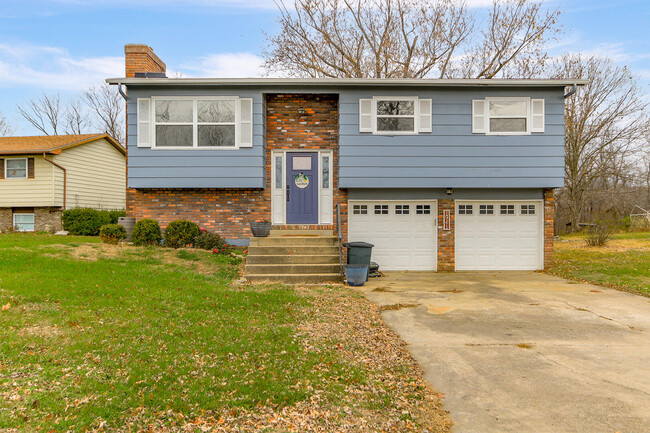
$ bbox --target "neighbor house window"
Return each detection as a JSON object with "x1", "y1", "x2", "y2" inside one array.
[
  {"x1": 376, "y1": 98, "x2": 416, "y2": 133},
  {"x1": 5, "y1": 158, "x2": 27, "y2": 179},
  {"x1": 153, "y1": 97, "x2": 237, "y2": 148},
  {"x1": 521, "y1": 204, "x2": 536, "y2": 215},
  {"x1": 458, "y1": 204, "x2": 472, "y2": 215},
  {"x1": 500, "y1": 204, "x2": 515, "y2": 215},
  {"x1": 13, "y1": 213, "x2": 34, "y2": 232}
]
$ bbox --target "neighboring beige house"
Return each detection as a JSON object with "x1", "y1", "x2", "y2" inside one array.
[{"x1": 0, "y1": 134, "x2": 126, "y2": 232}]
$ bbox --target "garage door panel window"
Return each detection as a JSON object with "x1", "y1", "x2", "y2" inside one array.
[
  {"x1": 521, "y1": 204, "x2": 536, "y2": 215},
  {"x1": 374, "y1": 205, "x2": 388, "y2": 215},
  {"x1": 416, "y1": 205, "x2": 431, "y2": 215},
  {"x1": 479, "y1": 204, "x2": 494, "y2": 215},
  {"x1": 395, "y1": 205, "x2": 409, "y2": 215},
  {"x1": 353, "y1": 204, "x2": 368, "y2": 215},
  {"x1": 500, "y1": 204, "x2": 515, "y2": 215},
  {"x1": 458, "y1": 204, "x2": 473, "y2": 215}
]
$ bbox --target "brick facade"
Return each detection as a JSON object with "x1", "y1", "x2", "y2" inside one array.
[
  {"x1": 437, "y1": 199, "x2": 455, "y2": 271},
  {"x1": 126, "y1": 94, "x2": 347, "y2": 241},
  {"x1": 543, "y1": 188, "x2": 555, "y2": 269},
  {"x1": 127, "y1": 188, "x2": 267, "y2": 239}
]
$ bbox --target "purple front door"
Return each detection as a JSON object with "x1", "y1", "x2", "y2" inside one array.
[{"x1": 286, "y1": 152, "x2": 318, "y2": 224}]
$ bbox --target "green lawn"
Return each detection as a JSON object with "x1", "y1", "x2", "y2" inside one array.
[
  {"x1": 549, "y1": 232, "x2": 650, "y2": 296},
  {"x1": 0, "y1": 234, "x2": 450, "y2": 432}
]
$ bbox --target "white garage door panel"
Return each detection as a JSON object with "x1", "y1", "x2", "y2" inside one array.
[
  {"x1": 456, "y1": 201, "x2": 543, "y2": 271},
  {"x1": 348, "y1": 201, "x2": 437, "y2": 271}
]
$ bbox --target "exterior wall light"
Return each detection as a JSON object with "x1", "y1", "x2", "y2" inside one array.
[{"x1": 445, "y1": 188, "x2": 454, "y2": 195}]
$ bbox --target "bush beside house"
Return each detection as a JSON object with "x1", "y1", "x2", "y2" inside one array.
[
  {"x1": 62, "y1": 209, "x2": 126, "y2": 236},
  {"x1": 164, "y1": 220, "x2": 200, "y2": 249},
  {"x1": 131, "y1": 219, "x2": 162, "y2": 246}
]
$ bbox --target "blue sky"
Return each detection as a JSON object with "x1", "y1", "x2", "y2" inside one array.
[{"x1": 0, "y1": 0, "x2": 648, "y2": 134}]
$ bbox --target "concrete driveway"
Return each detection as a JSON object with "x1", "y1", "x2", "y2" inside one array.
[{"x1": 359, "y1": 272, "x2": 650, "y2": 433}]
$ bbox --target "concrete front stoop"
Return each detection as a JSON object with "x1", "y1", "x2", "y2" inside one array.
[{"x1": 244, "y1": 231, "x2": 342, "y2": 284}]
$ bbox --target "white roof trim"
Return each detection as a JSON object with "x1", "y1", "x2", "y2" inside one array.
[{"x1": 106, "y1": 77, "x2": 589, "y2": 87}]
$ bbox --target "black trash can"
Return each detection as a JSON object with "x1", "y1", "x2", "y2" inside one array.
[{"x1": 343, "y1": 242, "x2": 374, "y2": 281}]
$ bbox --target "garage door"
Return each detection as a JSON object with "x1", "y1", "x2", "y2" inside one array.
[
  {"x1": 455, "y1": 201, "x2": 543, "y2": 270},
  {"x1": 348, "y1": 201, "x2": 437, "y2": 271}
]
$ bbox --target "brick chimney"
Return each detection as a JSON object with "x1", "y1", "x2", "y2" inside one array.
[{"x1": 124, "y1": 44, "x2": 166, "y2": 78}]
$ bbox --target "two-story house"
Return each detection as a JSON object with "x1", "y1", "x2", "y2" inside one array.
[
  {"x1": 108, "y1": 44, "x2": 585, "y2": 277},
  {"x1": 0, "y1": 134, "x2": 126, "y2": 232}
]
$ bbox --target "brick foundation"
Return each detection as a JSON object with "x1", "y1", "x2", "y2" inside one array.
[
  {"x1": 0, "y1": 208, "x2": 11, "y2": 232},
  {"x1": 437, "y1": 199, "x2": 455, "y2": 271},
  {"x1": 0, "y1": 207, "x2": 61, "y2": 233},
  {"x1": 127, "y1": 188, "x2": 267, "y2": 239},
  {"x1": 543, "y1": 188, "x2": 555, "y2": 269}
]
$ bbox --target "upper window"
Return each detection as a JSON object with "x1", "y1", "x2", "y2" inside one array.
[
  {"x1": 473, "y1": 97, "x2": 544, "y2": 135},
  {"x1": 488, "y1": 98, "x2": 528, "y2": 134},
  {"x1": 152, "y1": 97, "x2": 238, "y2": 148},
  {"x1": 5, "y1": 158, "x2": 27, "y2": 179},
  {"x1": 359, "y1": 97, "x2": 431, "y2": 135},
  {"x1": 376, "y1": 99, "x2": 416, "y2": 133}
]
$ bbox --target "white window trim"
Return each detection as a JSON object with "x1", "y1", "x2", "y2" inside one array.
[
  {"x1": 485, "y1": 97, "x2": 532, "y2": 136},
  {"x1": 4, "y1": 158, "x2": 28, "y2": 180},
  {"x1": 13, "y1": 212, "x2": 34, "y2": 232},
  {"x1": 372, "y1": 96, "x2": 420, "y2": 135},
  {"x1": 150, "y1": 96, "x2": 241, "y2": 150}
]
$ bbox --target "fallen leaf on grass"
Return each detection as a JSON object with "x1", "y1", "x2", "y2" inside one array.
[{"x1": 1, "y1": 303, "x2": 10, "y2": 311}]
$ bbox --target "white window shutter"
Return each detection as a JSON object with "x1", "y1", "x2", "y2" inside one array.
[
  {"x1": 239, "y1": 98, "x2": 253, "y2": 148},
  {"x1": 472, "y1": 99, "x2": 487, "y2": 134},
  {"x1": 359, "y1": 99, "x2": 373, "y2": 133},
  {"x1": 137, "y1": 98, "x2": 151, "y2": 148},
  {"x1": 531, "y1": 99, "x2": 545, "y2": 133},
  {"x1": 418, "y1": 98, "x2": 432, "y2": 133}
]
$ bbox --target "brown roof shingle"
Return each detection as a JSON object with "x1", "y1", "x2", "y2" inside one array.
[{"x1": 0, "y1": 134, "x2": 125, "y2": 155}]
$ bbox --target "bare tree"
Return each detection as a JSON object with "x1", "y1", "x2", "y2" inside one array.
[
  {"x1": 0, "y1": 111, "x2": 12, "y2": 136},
  {"x1": 17, "y1": 93, "x2": 63, "y2": 135},
  {"x1": 263, "y1": 0, "x2": 561, "y2": 78},
  {"x1": 552, "y1": 54, "x2": 647, "y2": 232},
  {"x1": 64, "y1": 99, "x2": 90, "y2": 135},
  {"x1": 83, "y1": 83, "x2": 125, "y2": 144}
]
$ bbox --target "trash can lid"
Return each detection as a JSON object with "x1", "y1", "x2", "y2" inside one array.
[{"x1": 343, "y1": 241, "x2": 374, "y2": 248}]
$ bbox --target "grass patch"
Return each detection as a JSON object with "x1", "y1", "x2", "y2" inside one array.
[
  {"x1": 548, "y1": 232, "x2": 650, "y2": 296},
  {"x1": 0, "y1": 234, "x2": 450, "y2": 432}
]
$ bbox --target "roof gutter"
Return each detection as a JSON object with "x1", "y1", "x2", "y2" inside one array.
[
  {"x1": 117, "y1": 84, "x2": 127, "y2": 101},
  {"x1": 42, "y1": 153, "x2": 67, "y2": 211},
  {"x1": 564, "y1": 84, "x2": 578, "y2": 99}
]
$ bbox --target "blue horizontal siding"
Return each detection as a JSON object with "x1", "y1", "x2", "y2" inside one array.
[
  {"x1": 338, "y1": 86, "x2": 565, "y2": 188},
  {"x1": 126, "y1": 84, "x2": 566, "y2": 190},
  {"x1": 126, "y1": 87, "x2": 265, "y2": 189}
]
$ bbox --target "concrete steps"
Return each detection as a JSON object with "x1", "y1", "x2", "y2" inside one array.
[{"x1": 244, "y1": 234, "x2": 342, "y2": 284}]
